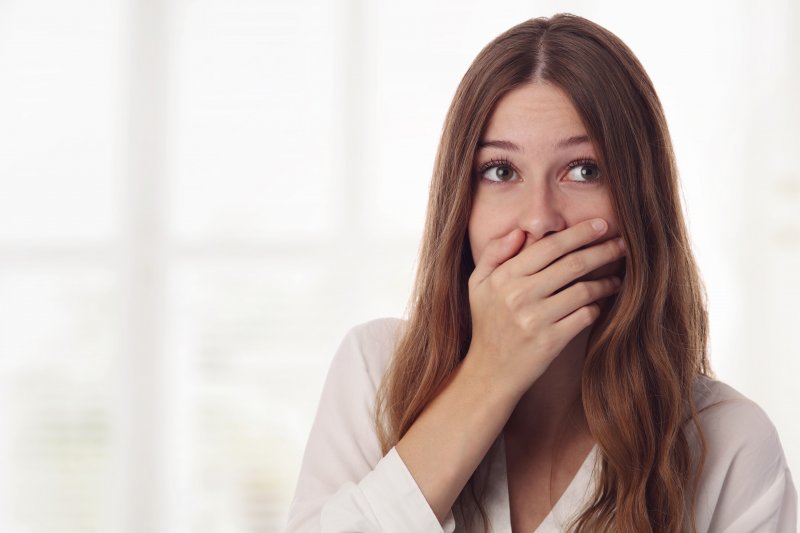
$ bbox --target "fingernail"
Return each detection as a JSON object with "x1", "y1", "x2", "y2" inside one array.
[
  {"x1": 592, "y1": 219, "x2": 606, "y2": 232},
  {"x1": 611, "y1": 276, "x2": 622, "y2": 287},
  {"x1": 616, "y1": 237, "x2": 626, "y2": 252}
]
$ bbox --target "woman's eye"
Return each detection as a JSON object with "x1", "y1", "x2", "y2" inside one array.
[
  {"x1": 482, "y1": 164, "x2": 517, "y2": 182},
  {"x1": 566, "y1": 163, "x2": 601, "y2": 183}
]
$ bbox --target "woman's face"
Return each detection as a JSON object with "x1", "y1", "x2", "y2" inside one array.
[{"x1": 468, "y1": 81, "x2": 624, "y2": 283}]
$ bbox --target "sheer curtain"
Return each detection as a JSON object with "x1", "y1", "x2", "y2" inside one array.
[{"x1": 0, "y1": 0, "x2": 797, "y2": 531}]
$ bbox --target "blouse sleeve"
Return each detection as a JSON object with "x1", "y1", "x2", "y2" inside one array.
[
  {"x1": 697, "y1": 392, "x2": 797, "y2": 532},
  {"x1": 283, "y1": 319, "x2": 457, "y2": 533}
]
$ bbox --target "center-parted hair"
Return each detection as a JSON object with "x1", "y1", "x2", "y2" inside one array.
[{"x1": 373, "y1": 13, "x2": 712, "y2": 532}]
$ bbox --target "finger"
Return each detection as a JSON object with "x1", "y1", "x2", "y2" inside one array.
[
  {"x1": 504, "y1": 218, "x2": 609, "y2": 278},
  {"x1": 532, "y1": 236, "x2": 625, "y2": 297},
  {"x1": 538, "y1": 276, "x2": 621, "y2": 323},
  {"x1": 549, "y1": 302, "x2": 604, "y2": 346},
  {"x1": 470, "y1": 228, "x2": 526, "y2": 285}
]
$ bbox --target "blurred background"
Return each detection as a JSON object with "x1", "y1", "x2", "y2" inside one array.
[{"x1": 0, "y1": 0, "x2": 798, "y2": 531}]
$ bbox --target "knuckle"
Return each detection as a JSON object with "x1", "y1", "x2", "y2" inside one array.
[
  {"x1": 504, "y1": 290, "x2": 520, "y2": 310},
  {"x1": 488, "y1": 273, "x2": 503, "y2": 292},
  {"x1": 577, "y1": 281, "x2": 594, "y2": 300},
  {"x1": 520, "y1": 310, "x2": 542, "y2": 332},
  {"x1": 564, "y1": 254, "x2": 585, "y2": 274},
  {"x1": 582, "y1": 304, "x2": 598, "y2": 324}
]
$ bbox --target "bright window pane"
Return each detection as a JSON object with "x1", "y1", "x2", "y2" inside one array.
[
  {"x1": 166, "y1": 259, "x2": 337, "y2": 532},
  {"x1": 167, "y1": 0, "x2": 341, "y2": 243},
  {"x1": 0, "y1": 266, "x2": 117, "y2": 532},
  {"x1": 0, "y1": 1, "x2": 121, "y2": 244}
]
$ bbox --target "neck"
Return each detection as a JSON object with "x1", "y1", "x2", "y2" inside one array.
[
  {"x1": 503, "y1": 325, "x2": 590, "y2": 445},
  {"x1": 504, "y1": 297, "x2": 613, "y2": 446}
]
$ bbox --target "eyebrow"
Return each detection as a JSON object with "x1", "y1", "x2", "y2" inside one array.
[{"x1": 477, "y1": 135, "x2": 591, "y2": 152}]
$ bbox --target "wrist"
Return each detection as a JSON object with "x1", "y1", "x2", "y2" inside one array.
[{"x1": 459, "y1": 348, "x2": 525, "y2": 412}]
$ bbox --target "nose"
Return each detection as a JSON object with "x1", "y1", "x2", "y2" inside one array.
[{"x1": 518, "y1": 184, "x2": 567, "y2": 244}]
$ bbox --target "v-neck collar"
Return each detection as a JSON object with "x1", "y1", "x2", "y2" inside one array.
[{"x1": 479, "y1": 432, "x2": 600, "y2": 533}]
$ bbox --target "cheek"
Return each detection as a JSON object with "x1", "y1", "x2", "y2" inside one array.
[
  {"x1": 467, "y1": 200, "x2": 515, "y2": 264},
  {"x1": 578, "y1": 191, "x2": 619, "y2": 237},
  {"x1": 466, "y1": 211, "x2": 484, "y2": 264},
  {"x1": 600, "y1": 200, "x2": 620, "y2": 239}
]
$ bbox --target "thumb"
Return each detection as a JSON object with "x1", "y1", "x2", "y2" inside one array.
[{"x1": 471, "y1": 228, "x2": 525, "y2": 284}]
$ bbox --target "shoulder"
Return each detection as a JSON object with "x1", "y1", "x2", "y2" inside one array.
[
  {"x1": 285, "y1": 318, "x2": 413, "y2": 530},
  {"x1": 329, "y1": 317, "x2": 407, "y2": 389},
  {"x1": 689, "y1": 375, "x2": 796, "y2": 531},
  {"x1": 691, "y1": 375, "x2": 782, "y2": 453}
]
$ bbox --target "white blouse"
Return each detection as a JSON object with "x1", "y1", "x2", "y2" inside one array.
[{"x1": 284, "y1": 318, "x2": 797, "y2": 532}]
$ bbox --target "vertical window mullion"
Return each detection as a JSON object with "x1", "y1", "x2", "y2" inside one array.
[{"x1": 115, "y1": 0, "x2": 172, "y2": 532}]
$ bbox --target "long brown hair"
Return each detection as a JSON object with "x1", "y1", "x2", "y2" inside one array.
[{"x1": 373, "y1": 13, "x2": 712, "y2": 532}]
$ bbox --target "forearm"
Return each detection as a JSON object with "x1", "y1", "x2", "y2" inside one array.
[{"x1": 394, "y1": 353, "x2": 520, "y2": 524}]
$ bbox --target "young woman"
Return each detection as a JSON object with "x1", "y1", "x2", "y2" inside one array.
[{"x1": 285, "y1": 13, "x2": 797, "y2": 532}]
